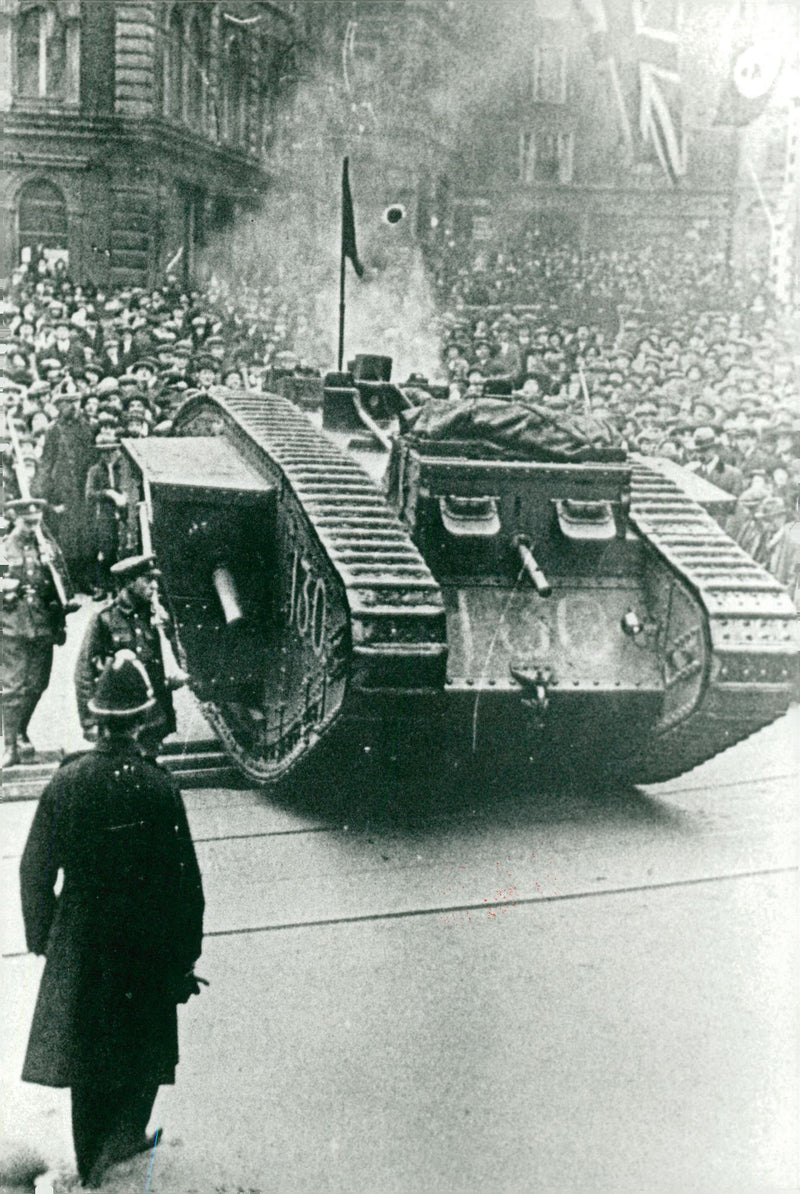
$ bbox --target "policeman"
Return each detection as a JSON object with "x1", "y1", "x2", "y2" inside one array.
[
  {"x1": 75, "y1": 554, "x2": 178, "y2": 757},
  {"x1": 1, "y1": 497, "x2": 71, "y2": 767},
  {"x1": 20, "y1": 650, "x2": 205, "y2": 1187}
]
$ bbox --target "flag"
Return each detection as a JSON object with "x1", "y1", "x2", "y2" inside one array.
[
  {"x1": 714, "y1": 41, "x2": 783, "y2": 127},
  {"x1": 633, "y1": 0, "x2": 685, "y2": 185},
  {"x1": 573, "y1": 0, "x2": 634, "y2": 153},
  {"x1": 341, "y1": 157, "x2": 364, "y2": 278},
  {"x1": 573, "y1": 0, "x2": 685, "y2": 184}
]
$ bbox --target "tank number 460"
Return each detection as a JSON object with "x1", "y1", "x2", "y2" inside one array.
[{"x1": 289, "y1": 549, "x2": 327, "y2": 656}]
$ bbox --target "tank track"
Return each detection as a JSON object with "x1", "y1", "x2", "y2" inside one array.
[
  {"x1": 621, "y1": 461, "x2": 798, "y2": 783},
  {"x1": 198, "y1": 391, "x2": 447, "y2": 694}
]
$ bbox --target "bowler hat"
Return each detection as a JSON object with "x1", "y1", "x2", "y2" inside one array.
[
  {"x1": 192, "y1": 354, "x2": 217, "y2": 373},
  {"x1": 94, "y1": 429, "x2": 120, "y2": 449},
  {"x1": 757, "y1": 496, "x2": 785, "y2": 518},
  {"x1": 87, "y1": 650, "x2": 156, "y2": 718},
  {"x1": 693, "y1": 426, "x2": 717, "y2": 448}
]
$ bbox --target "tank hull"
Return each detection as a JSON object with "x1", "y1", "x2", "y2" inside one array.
[{"x1": 123, "y1": 388, "x2": 797, "y2": 788}]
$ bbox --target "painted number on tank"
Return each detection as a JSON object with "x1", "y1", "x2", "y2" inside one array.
[
  {"x1": 555, "y1": 594, "x2": 609, "y2": 657},
  {"x1": 290, "y1": 549, "x2": 327, "y2": 656}
]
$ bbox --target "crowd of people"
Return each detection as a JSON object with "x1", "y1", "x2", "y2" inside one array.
[
  {"x1": 428, "y1": 220, "x2": 772, "y2": 331},
  {"x1": 0, "y1": 261, "x2": 318, "y2": 593},
  {"x1": 426, "y1": 223, "x2": 800, "y2": 589},
  {"x1": 1, "y1": 222, "x2": 799, "y2": 605},
  {"x1": 2, "y1": 220, "x2": 798, "y2": 1192}
]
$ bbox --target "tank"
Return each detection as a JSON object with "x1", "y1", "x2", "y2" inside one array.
[{"x1": 122, "y1": 367, "x2": 798, "y2": 787}]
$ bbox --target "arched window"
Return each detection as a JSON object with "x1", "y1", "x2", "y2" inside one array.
[
  {"x1": 16, "y1": 4, "x2": 67, "y2": 99},
  {"x1": 186, "y1": 12, "x2": 209, "y2": 132},
  {"x1": 17, "y1": 179, "x2": 68, "y2": 261},
  {"x1": 164, "y1": 6, "x2": 183, "y2": 121},
  {"x1": 222, "y1": 34, "x2": 248, "y2": 145},
  {"x1": 257, "y1": 40, "x2": 278, "y2": 157}
]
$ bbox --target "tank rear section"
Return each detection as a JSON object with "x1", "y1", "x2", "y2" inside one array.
[
  {"x1": 387, "y1": 440, "x2": 668, "y2": 769},
  {"x1": 386, "y1": 438, "x2": 797, "y2": 779}
]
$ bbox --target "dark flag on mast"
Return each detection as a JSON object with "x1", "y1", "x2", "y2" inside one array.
[{"x1": 341, "y1": 157, "x2": 364, "y2": 278}]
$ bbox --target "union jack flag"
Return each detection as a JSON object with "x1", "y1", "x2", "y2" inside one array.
[{"x1": 574, "y1": 0, "x2": 686, "y2": 184}]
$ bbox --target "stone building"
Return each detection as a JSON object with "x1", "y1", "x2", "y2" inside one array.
[
  {"x1": 0, "y1": 0, "x2": 296, "y2": 287},
  {"x1": 433, "y1": 0, "x2": 744, "y2": 255}
]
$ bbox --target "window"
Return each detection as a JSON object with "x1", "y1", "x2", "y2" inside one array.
[
  {"x1": 472, "y1": 215, "x2": 493, "y2": 242},
  {"x1": 532, "y1": 43, "x2": 567, "y2": 105},
  {"x1": 186, "y1": 12, "x2": 209, "y2": 132},
  {"x1": 17, "y1": 179, "x2": 68, "y2": 260},
  {"x1": 16, "y1": 4, "x2": 66, "y2": 99},
  {"x1": 558, "y1": 131, "x2": 574, "y2": 183},
  {"x1": 519, "y1": 130, "x2": 574, "y2": 184},
  {"x1": 222, "y1": 34, "x2": 248, "y2": 145},
  {"x1": 164, "y1": 6, "x2": 183, "y2": 121},
  {"x1": 257, "y1": 41, "x2": 279, "y2": 155}
]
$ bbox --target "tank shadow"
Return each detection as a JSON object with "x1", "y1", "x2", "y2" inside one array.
[{"x1": 264, "y1": 738, "x2": 684, "y2": 838}]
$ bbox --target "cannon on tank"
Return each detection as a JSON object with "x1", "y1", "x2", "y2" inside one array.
[{"x1": 121, "y1": 361, "x2": 798, "y2": 787}]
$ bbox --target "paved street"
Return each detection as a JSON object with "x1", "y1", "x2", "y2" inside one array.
[{"x1": 1, "y1": 698, "x2": 798, "y2": 1192}]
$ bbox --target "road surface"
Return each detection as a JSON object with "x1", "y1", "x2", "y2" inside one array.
[{"x1": 1, "y1": 699, "x2": 797, "y2": 1192}]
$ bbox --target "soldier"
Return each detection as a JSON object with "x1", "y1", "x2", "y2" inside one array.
[
  {"x1": 1, "y1": 497, "x2": 72, "y2": 767},
  {"x1": 20, "y1": 650, "x2": 205, "y2": 1188},
  {"x1": 75, "y1": 554, "x2": 178, "y2": 757}
]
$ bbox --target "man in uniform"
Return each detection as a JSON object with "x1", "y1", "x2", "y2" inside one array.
[
  {"x1": 1, "y1": 497, "x2": 72, "y2": 767},
  {"x1": 20, "y1": 650, "x2": 205, "y2": 1188},
  {"x1": 75, "y1": 554, "x2": 178, "y2": 757}
]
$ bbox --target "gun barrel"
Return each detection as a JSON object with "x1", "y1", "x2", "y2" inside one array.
[
  {"x1": 212, "y1": 565, "x2": 244, "y2": 625},
  {"x1": 515, "y1": 538, "x2": 552, "y2": 598}
]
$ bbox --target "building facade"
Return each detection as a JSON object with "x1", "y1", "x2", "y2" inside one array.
[
  {"x1": 436, "y1": 0, "x2": 741, "y2": 252},
  {"x1": 434, "y1": 0, "x2": 798, "y2": 307},
  {"x1": 0, "y1": 0, "x2": 296, "y2": 287}
]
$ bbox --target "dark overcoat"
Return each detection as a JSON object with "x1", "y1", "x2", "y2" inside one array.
[
  {"x1": 20, "y1": 740, "x2": 204, "y2": 1089},
  {"x1": 33, "y1": 412, "x2": 96, "y2": 568},
  {"x1": 85, "y1": 454, "x2": 127, "y2": 562}
]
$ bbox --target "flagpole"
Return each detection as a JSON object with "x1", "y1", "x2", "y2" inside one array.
[
  {"x1": 338, "y1": 159, "x2": 347, "y2": 372},
  {"x1": 339, "y1": 155, "x2": 363, "y2": 369},
  {"x1": 338, "y1": 234, "x2": 346, "y2": 373}
]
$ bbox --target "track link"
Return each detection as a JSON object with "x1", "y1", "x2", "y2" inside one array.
[
  {"x1": 182, "y1": 391, "x2": 447, "y2": 694},
  {"x1": 622, "y1": 462, "x2": 797, "y2": 782}
]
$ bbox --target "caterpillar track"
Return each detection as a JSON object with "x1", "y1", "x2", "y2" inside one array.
[
  {"x1": 618, "y1": 462, "x2": 797, "y2": 783},
  {"x1": 125, "y1": 385, "x2": 798, "y2": 789},
  {"x1": 132, "y1": 389, "x2": 445, "y2": 785}
]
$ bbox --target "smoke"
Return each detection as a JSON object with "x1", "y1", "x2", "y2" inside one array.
[
  {"x1": 203, "y1": 50, "x2": 445, "y2": 380},
  {"x1": 204, "y1": 0, "x2": 552, "y2": 380},
  {"x1": 332, "y1": 243, "x2": 443, "y2": 382}
]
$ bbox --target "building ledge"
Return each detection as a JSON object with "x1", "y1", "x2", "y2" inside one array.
[{"x1": 3, "y1": 111, "x2": 270, "y2": 178}]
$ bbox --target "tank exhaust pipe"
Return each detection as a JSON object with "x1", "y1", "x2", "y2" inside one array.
[
  {"x1": 212, "y1": 565, "x2": 245, "y2": 625},
  {"x1": 513, "y1": 535, "x2": 552, "y2": 598}
]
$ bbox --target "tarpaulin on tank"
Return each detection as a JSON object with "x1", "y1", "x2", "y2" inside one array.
[{"x1": 400, "y1": 397, "x2": 626, "y2": 463}]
